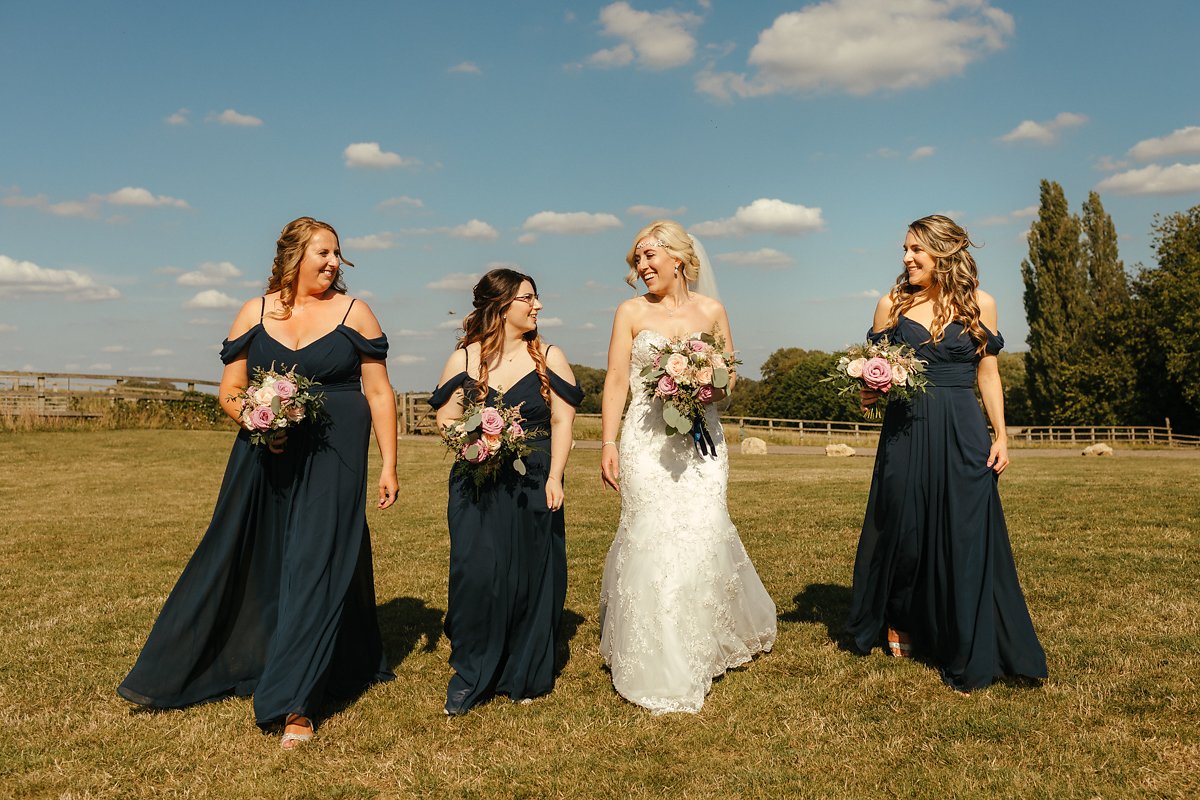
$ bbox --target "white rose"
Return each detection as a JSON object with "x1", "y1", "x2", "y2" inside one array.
[
  {"x1": 846, "y1": 358, "x2": 866, "y2": 378},
  {"x1": 891, "y1": 364, "x2": 909, "y2": 385}
]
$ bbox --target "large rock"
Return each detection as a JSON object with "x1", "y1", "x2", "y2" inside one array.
[
  {"x1": 740, "y1": 437, "x2": 767, "y2": 455},
  {"x1": 1082, "y1": 443, "x2": 1114, "y2": 456},
  {"x1": 825, "y1": 443, "x2": 856, "y2": 457}
]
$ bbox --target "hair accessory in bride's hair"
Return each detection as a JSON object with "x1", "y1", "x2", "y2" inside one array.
[{"x1": 635, "y1": 238, "x2": 668, "y2": 250}]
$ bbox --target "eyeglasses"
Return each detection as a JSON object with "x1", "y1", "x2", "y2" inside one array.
[{"x1": 512, "y1": 293, "x2": 539, "y2": 305}]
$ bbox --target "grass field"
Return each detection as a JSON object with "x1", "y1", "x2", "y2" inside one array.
[{"x1": 1, "y1": 430, "x2": 1198, "y2": 799}]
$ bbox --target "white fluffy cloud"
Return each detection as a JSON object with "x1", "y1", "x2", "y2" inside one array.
[
  {"x1": 588, "y1": 2, "x2": 701, "y2": 70},
  {"x1": 536, "y1": 317, "x2": 564, "y2": 328},
  {"x1": 698, "y1": 0, "x2": 1013, "y2": 100},
  {"x1": 184, "y1": 289, "x2": 240, "y2": 309},
  {"x1": 0, "y1": 323, "x2": 17, "y2": 333},
  {"x1": 691, "y1": 199, "x2": 824, "y2": 237},
  {"x1": 345, "y1": 233, "x2": 397, "y2": 251},
  {"x1": 0, "y1": 254, "x2": 120, "y2": 301},
  {"x1": 438, "y1": 318, "x2": 465, "y2": 330},
  {"x1": 999, "y1": 112, "x2": 1088, "y2": 145},
  {"x1": 522, "y1": 211, "x2": 622, "y2": 235},
  {"x1": 150, "y1": 348, "x2": 173, "y2": 357},
  {"x1": 449, "y1": 61, "x2": 482, "y2": 74},
  {"x1": 1128, "y1": 126, "x2": 1200, "y2": 161},
  {"x1": 1095, "y1": 163, "x2": 1200, "y2": 196},
  {"x1": 209, "y1": 108, "x2": 263, "y2": 127},
  {"x1": 449, "y1": 219, "x2": 500, "y2": 240},
  {"x1": 910, "y1": 146, "x2": 936, "y2": 160},
  {"x1": 427, "y1": 273, "x2": 480, "y2": 291},
  {"x1": 165, "y1": 108, "x2": 189, "y2": 126},
  {"x1": 715, "y1": 248, "x2": 794, "y2": 269},
  {"x1": 177, "y1": 261, "x2": 241, "y2": 286},
  {"x1": 344, "y1": 142, "x2": 421, "y2": 169},
  {"x1": 106, "y1": 186, "x2": 190, "y2": 208}
]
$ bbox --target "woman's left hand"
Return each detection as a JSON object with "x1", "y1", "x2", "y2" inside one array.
[
  {"x1": 378, "y1": 471, "x2": 398, "y2": 509},
  {"x1": 986, "y1": 439, "x2": 1009, "y2": 476},
  {"x1": 545, "y1": 475, "x2": 564, "y2": 512}
]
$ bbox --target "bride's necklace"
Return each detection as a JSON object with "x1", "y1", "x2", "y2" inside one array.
[{"x1": 663, "y1": 294, "x2": 691, "y2": 317}]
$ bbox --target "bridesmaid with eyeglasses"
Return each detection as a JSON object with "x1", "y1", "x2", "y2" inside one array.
[{"x1": 428, "y1": 268, "x2": 583, "y2": 715}]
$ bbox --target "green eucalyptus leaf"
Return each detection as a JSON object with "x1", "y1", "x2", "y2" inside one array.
[
  {"x1": 712, "y1": 368, "x2": 729, "y2": 389},
  {"x1": 465, "y1": 412, "x2": 482, "y2": 432},
  {"x1": 513, "y1": 458, "x2": 526, "y2": 476},
  {"x1": 464, "y1": 443, "x2": 480, "y2": 461},
  {"x1": 271, "y1": 396, "x2": 282, "y2": 414}
]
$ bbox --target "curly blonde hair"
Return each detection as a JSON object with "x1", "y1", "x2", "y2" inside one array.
[
  {"x1": 265, "y1": 217, "x2": 353, "y2": 319},
  {"x1": 886, "y1": 214, "x2": 988, "y2": 355},
  {"x1": 457, "y1": 269, "x2": 551, "y2": 407},
  {"x1": 624, "y1": 220, "x2": 700, "y2": 289}
]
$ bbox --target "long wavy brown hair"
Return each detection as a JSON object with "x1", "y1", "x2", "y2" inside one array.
[
  {"x1": 265, "y1": 217, "x2": 353, "y2": 319},
  {"x1": 886, "y1": 214, "x2": 988, "y2": 355},
  {"x1": 459, "y1": 268, "x2": 551, "y2": 406}
]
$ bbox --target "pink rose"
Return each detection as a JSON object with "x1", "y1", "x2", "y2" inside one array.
[
  {"x1": 711, "y1": 354, "x2": 726, "y2": 370},
  {"x1": 249, "y1": 405, "x2": 275, "y2": 430},
  {"x1": 462, "y1": 440, "x2": 491, "y2": 463},
  {"x1": 891, "y1": 364, "x2": 909, "y2": 386},
  {"x1": 653, "y1": 353, "x2": 663, "y2": 368},
  {"x1": 694, "y1": 366, "x2": 714, "y2": 385},
  {"x1": 689, "y1": 339, "x2": 711, "y2": 353},
  {"x1": 253, "y1": 385, "x2": 277, "y2": 405},
  {"x1": 273, "y1": 379, "x2": 296, "y2": 400},
  {"x1": 665, "y1": 353, "x2": 689, "y2": 379},
  {"x1": 862, "y1": 357, "x2": 893, "y2": 392},
  {"x1": 697, "y1": 385, "x2": 716, "y2": 404},
  {"x1": 479, "y1": 407, "x2": 505, "y2": 435},
  {"x1": 507, "y1": 421, "x2": 524, "y2": 438},
  {"x1": 846, "y1": 358, "x2": 866, "y2": 378},
  {"x1": 285, "y1": 404, "x2": 306, "y2": 422},
  {"x1": 656, "y1": 374, "x2": 679, "y2": 396}
]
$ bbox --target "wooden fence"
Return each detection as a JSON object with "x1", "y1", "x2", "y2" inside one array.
[{"x1": 5, "y1": 373, "x2": 1197, "y2": 448}]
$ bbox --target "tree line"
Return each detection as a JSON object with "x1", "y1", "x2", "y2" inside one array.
[{"x1": 568, "y1": 183, "x2": 1199, "y2": 434}]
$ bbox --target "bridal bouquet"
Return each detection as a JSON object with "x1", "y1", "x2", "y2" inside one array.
[
  {"x1": 230, "y1": 364, "x2": 324, "y2": 446},
  {"x1": 824, "y1": 337, "x2": 928, "y2": 420},
  {"x1": 639, "y1": 329, "x2": 740, "y2": 457},
  {"x1": 441, "y1": 392, "x2": 538, "y2": 487}
]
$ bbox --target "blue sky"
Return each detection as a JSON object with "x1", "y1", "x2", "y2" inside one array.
[{"x1": 4, "y1": 0, "x2": 1200, "y2": 390}]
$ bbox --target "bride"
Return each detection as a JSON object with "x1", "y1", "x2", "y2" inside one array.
[{"x1": 598, "y1": 219, "x2": 776, "y2": 714}]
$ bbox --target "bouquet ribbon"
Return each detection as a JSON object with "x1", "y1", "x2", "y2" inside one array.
[{"x1": 691, "y1": 418, "x2": 717, "y2": 459}]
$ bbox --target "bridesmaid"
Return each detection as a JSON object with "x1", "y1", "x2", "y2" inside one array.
[
  {"x1": 428, "y1": 268, "x2": 583, "y2": 715},
  {"x1": 845, "y1": 214, "x2": 1047, "y2": 693},
  {"x1": 118, "y1": 217, "x2": 397, "y2": 748}
]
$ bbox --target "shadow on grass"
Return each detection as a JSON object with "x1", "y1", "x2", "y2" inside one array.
[
  {"x1": 780, "y1": 583, "x2": 854, "y2": 648},
  {"x1": 377, "y1": 595, "x2": 445, "y2": 670},
  {"x1": 555, "y1": 608, "x2": 587, "y2": 675}
]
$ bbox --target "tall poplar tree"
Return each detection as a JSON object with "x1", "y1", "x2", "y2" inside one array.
[
  {"x1": 1021, "y1": 180, "x2": 1090, "y2": 423},
  {"x1": 1078, "y1": 191, "x2": 1137, "y2": 423},
  {"x1": 1132, "y1": 207, "x2": 1200, "y2": 433}
]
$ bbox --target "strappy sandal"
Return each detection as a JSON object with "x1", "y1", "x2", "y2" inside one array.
[
  {"x1": 886, "y1": 627, "x2": 913, "y2": 658},
  {"x1": 280, "y1": 714, "x2": 313, "y2": 750}
]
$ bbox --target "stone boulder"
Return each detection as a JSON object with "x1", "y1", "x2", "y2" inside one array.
[
  {"x1": 740, "y1": 437, "x2": 767, "y2": 455},
  {"x1": 1082, "y1": 443, "x2": 1114, "y2": 456},
  {"x1": 825, "y1": 443, "x2": 856, "y2": 457}
]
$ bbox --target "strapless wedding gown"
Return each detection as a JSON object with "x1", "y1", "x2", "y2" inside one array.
[{"x1": 599, "y1": 330, "x2": 777, "y2": 713}]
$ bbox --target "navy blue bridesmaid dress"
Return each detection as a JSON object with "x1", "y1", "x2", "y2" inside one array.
[
  {"x1": 118, "y1": 298, "x2": 395, "y2": 727},
  {"x1": 845, "y1": 315, "x2": 1047, "y2": 692},
  {"x1": 427, "y1": 351, "x2": 583, "y2": 714}
]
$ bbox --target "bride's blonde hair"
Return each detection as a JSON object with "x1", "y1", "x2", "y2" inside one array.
[{"x1": 625, "y1": 220, "x2": 700, "y2": 289}]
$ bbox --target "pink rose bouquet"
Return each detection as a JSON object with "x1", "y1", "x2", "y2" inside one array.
[
  {"x1": 639, "y1": 328, "x2": 741, "y2": 458},
  {"x1": 824, "y1": 337, "x2": 929, "y2": 420},
  {"x1": 228, "y1": 363, "x2": 324, "y2": 447},
  {"x1": 441, "y1": 391, "x2": 540, "y2": 488}
]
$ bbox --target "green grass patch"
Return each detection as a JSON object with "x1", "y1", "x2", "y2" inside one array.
[{"x1": 1, "y1": 430, "x2": 1197, "y2": 798}]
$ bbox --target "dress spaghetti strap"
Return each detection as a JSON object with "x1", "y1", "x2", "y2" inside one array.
[
  {"x1": 341, "y1": 298, "x2": 356, "y2": 325},
  {"x1": 260, "y1": 296, "x2": 266, "y2": 323}
]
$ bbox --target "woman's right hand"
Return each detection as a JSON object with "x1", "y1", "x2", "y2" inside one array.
[
  {"x1": 267, "y1": 431, "x2": 288, "y2": 454},
  {"x1": 859, "y1": 387, "x2": 881, "y2": 414},
  {"x1": 600, "y1": 445, "x2": 620, "y2": 492}
]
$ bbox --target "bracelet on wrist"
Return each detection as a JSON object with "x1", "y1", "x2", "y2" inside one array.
[
  {"x1": 602, "y1": 441, "x2": 617, "y2": 448},
  {"x1": 547, "y1": 475, "x2": 562, "y2": 482}
]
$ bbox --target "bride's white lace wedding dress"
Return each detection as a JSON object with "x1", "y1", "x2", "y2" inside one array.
[{"x1": 599, "y1": 330, "x2": 777, "y2": 714}]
